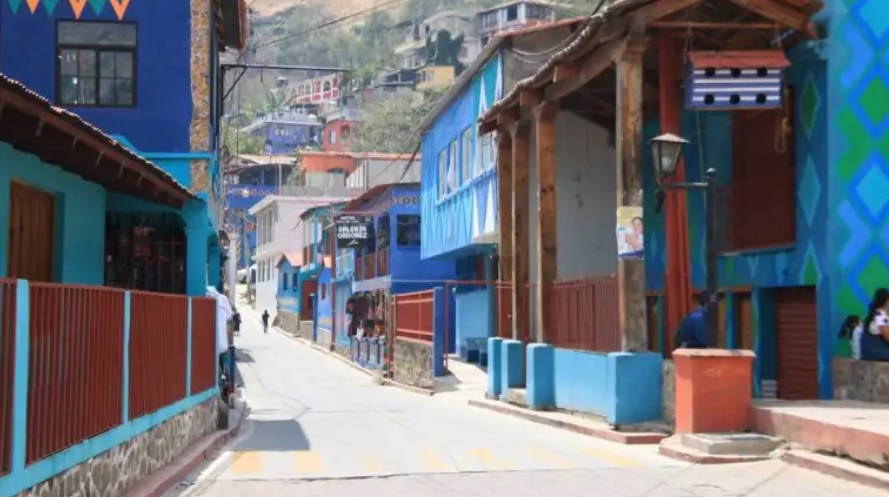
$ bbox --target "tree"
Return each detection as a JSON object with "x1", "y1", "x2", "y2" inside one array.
[
  {"x1": 426, "y1": 29, "x2": 466, "y2": 74},
  {"x1": 351, "y1": 87, "x2": 450, "y2": 154},
  {"x1": 223, "y1": 125, "x2": 266, "y2": 156}
]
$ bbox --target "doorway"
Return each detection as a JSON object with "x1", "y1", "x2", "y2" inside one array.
[
  {"x1": 8, "y1": 181, "x2": 55, "y2": 282},
  {"x1": 774, "y1": 286, "x2": 819, "y2": 400}
]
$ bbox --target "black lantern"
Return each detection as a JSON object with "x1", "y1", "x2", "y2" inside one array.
[{"x1": 649, "y1": 133, "x2": 689, "y2": 179}]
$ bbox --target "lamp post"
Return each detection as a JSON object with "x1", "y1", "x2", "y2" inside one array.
[{"x1": 649, "y1": 133, "x2": 719, "y2": 348}]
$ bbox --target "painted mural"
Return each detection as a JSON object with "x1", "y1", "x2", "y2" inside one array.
[
  {"x1": 421, "y1": 52, "x2": 503, "y2": 260},
  {"x1": 5, "y1": 0, "x2": 131, "y2": 19},
  {"x1": 828, "y1": 0, "x2": 889, "y2": 349}
]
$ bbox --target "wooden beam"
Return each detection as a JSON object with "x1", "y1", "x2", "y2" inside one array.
[
  {"x1": 479, "y1": 118, "x2": 499, "y2": 135},
  {"x1": 632, "y1": 0, "x2": 701, "y2": 24},
  {"x1": 511, "y1": 121, "x2": 531, "y2": 342},
  {"x1": 545, "y1": 39, "x2": 625, "y2": 102},
  {"x1": 615, "y1": 36, "x2": 648, "y2": 352},
  {"x1": 552, "y1": 62, "x2": 579, "y2": 83},
  {"x1": 533, "y1": 101, "x2": 558, "y2": 344},
  {"x1": 519, "y1": 89, "x2": 541, "y2": 108},
  {"x1": 724, "y1": 0, "x2": 818, "y2": 37},
  {"x1": 652, "y1": 21, "x2": 779, "y2": 29},
  {"x1": 496, "y1": 132, "x2": 514, "y2": 334}
]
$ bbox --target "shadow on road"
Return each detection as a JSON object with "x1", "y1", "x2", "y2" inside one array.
[{"x1": 233, "y1": 419, "x2": 312, "y2": 452}]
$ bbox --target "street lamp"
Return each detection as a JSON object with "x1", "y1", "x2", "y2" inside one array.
[{"x1": 649, "y1": 133, "x2": 719, "y2": 349}]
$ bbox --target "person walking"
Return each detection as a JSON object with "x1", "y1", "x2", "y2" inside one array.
[
  {"x1": 232, "y1": 310, "x2": 242, "y2": 336},
  {"x1": 262, "y1": 310, "x2": 270, "y2": 334},
  {"x1": 674, "y1": 293, "x2": 709, "y2": 349}
]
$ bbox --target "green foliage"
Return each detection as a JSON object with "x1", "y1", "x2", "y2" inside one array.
[
  {"x1": 223, "y1": 125, "x2": 266, "y2": 156},
  {"x1": 351, "y1": 86, "x2": 450, "y2": 154}
]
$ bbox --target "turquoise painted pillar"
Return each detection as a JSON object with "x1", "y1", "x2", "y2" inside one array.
[
  {"x1": 295, "y1": 272, "x2": 304, "y2": 317},
  {"x1": 185, "y1": 226, "x2": 209, "y2": 297},
  {"x1": 526, "y1": 343, "x2": 555, "y2": 409},
  {"x1": 12, "y1": 280, "x2": 29, "y2": 472},
  {"x1": 501, "y1": 339, "x2": 524, "y2": 395},
  {"x1": 0, "y1": 172, "x2": 9, "y2": 277},
  {"x1": 726, "y1": 293, "x2": 738, "y2": 349},
  {"x1": 487, "y1": 337, "x2": 504, "y2": 397},
  {"x1": 208, "y1": 245, "x2": 222, "y2": 292},
  {"x1": 484, "y1": 255, "x2": 496, "y2": 337}
]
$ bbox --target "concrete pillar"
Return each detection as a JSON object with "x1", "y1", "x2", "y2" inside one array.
[
  {"x1": 501, "y1": 339, "x2": 524, "y2": 395},
  {"x1": 186, "y1": 226, "x2": 209, "y2": 297},
  {"x1": 487, "y1": 337, "x2": 504, "y2": 398},
  {"x1": 209, "y1": 245, "x2": 222, "y2": 292},
  {"x1": 526, "y1": 343, "x2": 554, "y2": 409}
]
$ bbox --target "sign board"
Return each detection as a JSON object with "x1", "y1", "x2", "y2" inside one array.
[{"x1": 336, "y1": 215, "x2": 376, "y2": 250}]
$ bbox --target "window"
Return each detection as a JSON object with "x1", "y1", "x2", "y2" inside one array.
[
  {"x1": 292, "y1": 273, "x2": 298, "y2": 288},
  {"x1": 321, "y1": 284, "x2": 328, "y2": 300},
  {"x1": 282, "y1": 273, "x2": 288, "y2": 290},
  {"x1": 461, "y1": 128, "x2": 472, "y2": 185},
  {"x1": 57, "y1": 21, "x2": 136, "y2": 107},
  {"x1": 329, "y1": 129, "x2": 337, "y2": 144},
  {"x1": 506, "y1": 5, "x2": 518, "y2": 21},
  {"x1": 448, "y1": 140, "x2": 458, "y2": 190},
  {"x1": 397, "y1": 215, "x2": 421, "y2": 247},
  {"x1": 438, "y1": 150, "x2": 447, "y2": 198},
  {"x1": 477, "y1": 132, "x2": 496, "y2": 175}
]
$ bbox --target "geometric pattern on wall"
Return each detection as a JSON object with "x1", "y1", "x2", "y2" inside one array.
[
  {"x1": 5, "y1": 0, "x2": 129, "y2": 19},
  {"x1": 421, "y1": 53, "x2": 503, "y2": 260},
  {"x1": 831, "y1": 0, "x2": 889, "y2": 331}
]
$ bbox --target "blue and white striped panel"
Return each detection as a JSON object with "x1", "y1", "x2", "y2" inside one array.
[{"x1": 685, "y1": 68, "x2": 784, "y2": 110}]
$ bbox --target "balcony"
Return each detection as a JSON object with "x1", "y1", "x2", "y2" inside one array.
[{"x1": 355, "y1": 247, "x2": 390, "y2": 281}]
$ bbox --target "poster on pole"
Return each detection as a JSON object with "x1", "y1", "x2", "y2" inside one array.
[
  {"x1": 335, "y1": 215, "x2": 376, "y2": 250},
  {"x1": 616, "y1": 207, "x2": 644, "y2": 258}
]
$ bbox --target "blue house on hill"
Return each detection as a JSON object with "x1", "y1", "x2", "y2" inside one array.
[{"x1": 0, "y1": 0, "x2": 247, "y2": 294}]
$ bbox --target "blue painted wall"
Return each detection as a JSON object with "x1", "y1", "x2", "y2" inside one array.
[
  {"x1": 389, "y1": 188, "x2": 457, "y2": 286},
  {"x1": 277, "y1": 260, "x2": 299, "y2": 313},
  {"x1": 0, "y1": 143, "x2": 106, "y2": 284},
  {"x1": 421, "y1": 53, "x2": 502, "y2": 260},
  {"x1": 316, "y1": 267, "x2": 333, "y2": 334},
  {"x1": 0, "y1": 1, "x2": 195, "y2": 154},
  {"x1": 250, "y1": 122, "x2": 320, "y2": 155},
  {"x1": 454, "y1": 289, "x2": 491, "y2": 358}
]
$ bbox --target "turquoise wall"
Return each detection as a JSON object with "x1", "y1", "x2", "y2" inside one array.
[{"x1": 0, "y1": 143, "x2": 106, "y2": 285}]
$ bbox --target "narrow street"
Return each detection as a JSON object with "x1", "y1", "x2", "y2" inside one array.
[{"x1": 170, "y1": 312, "x2": 885, "y2": 497}]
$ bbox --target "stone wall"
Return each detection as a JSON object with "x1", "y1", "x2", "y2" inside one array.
[
  {"x1": 277, "y1": 311, "x2": 310, "y2": 340},
  {"x1": 393, "y1": 338, "x2": 434, "y2": 389},
  {"x1": 662, "y1": 359, "x2": 675, "y2": 428},
  {"x1": 317, "y1": 329, "x2": 333, "y2": 350},
  {"x1": 833, "y1": 358, "x2": 889, "y2": 402},
  {"x1": 189, "y1": 0, "x2": 211, "y2": 193},
  {"x1": 15, "y1": 397, "x2": 218, "y2": 497}
]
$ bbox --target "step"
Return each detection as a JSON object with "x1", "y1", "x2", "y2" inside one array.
[
  {"x1": 658, "y1": 435, "x2": 774, "y2": 464},
  {"x1": 782, "y1": 449, "x2": 889, "y2": 492},
  {"x1": 680, "y1": 433, "x2": 783, "y2": 456}
]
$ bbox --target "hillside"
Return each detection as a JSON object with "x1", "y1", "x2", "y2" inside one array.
[{"x1": 249, "y1": 0, "x2": 393, "y2": 18}]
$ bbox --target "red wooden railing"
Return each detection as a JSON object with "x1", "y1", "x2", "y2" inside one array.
[
  {"x1": 0, "y1": 279, "x2": 16, "y2": 476},
  {"x1": 190, "y1": 297, "x2": 217, "y2": 394},
  {"x1": 26, "y1": 283, "x2": 125, "y2": 464},
  {"x1": 550, "y1": 275, "x2": 621, "y2": 352},
  {"x1": 392, "y1": 289, "x2": 434, "y2": 343},
  {"x1": 128, "y1": 291, "x2": 188, "y2": 419},
  {"x1": 356, "y1": 247, "x2": 390, "y2": 281}
]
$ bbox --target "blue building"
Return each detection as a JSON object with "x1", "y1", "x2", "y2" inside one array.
[
  {"x1": 240, "y1": 107, "x2": 322, "y2": 155},
  {"x1": 0, "y1": 0, "x2": 246, "y2": 294},
  {"x1": 417, "y1": 20, "x2": 581, "y2": 361}
]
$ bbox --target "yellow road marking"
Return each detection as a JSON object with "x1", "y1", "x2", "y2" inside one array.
[
  {"x1": 419, "y1": 450, "x2": 449, "y2": 471},
  {"x1": 230, "y1": 451, "x2": 262, "y2": 474},
  {"x1": 293, "y1": 451, "x2": 325, "y2": 473},
  {"x1": 581, "y1": 447, "x2": 642, "y2": 467},
  {"x1": 467, "y1": 449, "x2": 509, "y2": 470},
  {"x1": 527, "y1": 447, "x2": 575, "y2": 469},
  {"x1": 358, "y1": 453, "x2": 386, "y2": 472}
]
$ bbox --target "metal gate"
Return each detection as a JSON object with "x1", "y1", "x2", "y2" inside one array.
[{"x1": 775, "y1": 286, "x2": 819, "y2": 400}]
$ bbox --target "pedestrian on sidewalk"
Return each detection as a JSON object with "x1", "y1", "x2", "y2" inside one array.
[
  {"x1": 232, "y1": 310, "x2": 242, "y2": 336},
  {"x1": 674, "y1": 293, "x2": 709, "y2": 349},
  {"x1": 262, "y1": 310, "x2": 270, "y2": 333}
]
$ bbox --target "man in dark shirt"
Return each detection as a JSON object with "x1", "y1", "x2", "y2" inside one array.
[
  {"x1": 261, "y1": 310, "x2": 270, "y2": 333},
  {"x1": 675, "y1": 293, "x2": 709, "y2": 349}
]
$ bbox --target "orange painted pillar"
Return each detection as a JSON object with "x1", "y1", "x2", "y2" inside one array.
[{"x1": 674, "y1": 349, "x2": 755, "y2": 434}]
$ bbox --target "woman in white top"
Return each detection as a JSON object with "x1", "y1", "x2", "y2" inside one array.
[{"x1": 861, "y1": 288, "x2": 889, "y2": 361}]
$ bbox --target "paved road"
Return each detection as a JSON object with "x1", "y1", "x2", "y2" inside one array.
[{"x1": 172, "y1": 311, "x2": 886, "y2": 497}]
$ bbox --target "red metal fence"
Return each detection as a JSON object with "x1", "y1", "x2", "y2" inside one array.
[
  {"x1": 26, "y1": 283, "x2": 125, "y2": 464},
  {"x1": 390, "y1": 289, "x2": 435, "y2": 375},
  {"x1": 0, "y1": 279, "x2": 16, "y2": 476},
  {"x1": 190, "y1": 297, "x2": 217, "y2": 394},
  {"x1": 549, "y1": 275, "x2": 621, "y2": 352},
  {"x1": 128, "y1": 291, "x2": 188, "y2": 419}
]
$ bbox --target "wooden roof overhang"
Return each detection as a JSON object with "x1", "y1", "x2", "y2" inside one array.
[
  {"x1": 215, "y1": 0, "x2": 249, "y2": 52},
  {"x1": 478, "y1": 0, "x2": 823, "y2": 133},
  {"x1": 0, "y1": 75, "x2": 195, "y2": 209}
]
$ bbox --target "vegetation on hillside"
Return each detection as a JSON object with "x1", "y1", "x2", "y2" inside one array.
[{"x1": 351, "y1": 86, "x2": 450, "y2": 154}]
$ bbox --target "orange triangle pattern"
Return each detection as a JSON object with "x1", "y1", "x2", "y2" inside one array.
[
  {"x1": 109, "y1": 0, "x2": 129, "y2": 20},
  {"x1": 69, "y1": 0, "x2": 87, "y2": 18},
  {"x1": 25, "y1": 0, "x2": 38, "y2": 13}
]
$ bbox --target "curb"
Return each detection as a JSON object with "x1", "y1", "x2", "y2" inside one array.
[
  {"x1": 781, "y1": 450, "x2": 889, "y2": 492},
  {"x1": 274, "y1": 328, "x2": 435, "y2": 397},
  {"x1": 126, "y1": 400, "x2": 248, "y2": 497},
  {"x1": 467, "y1": 399, "x2": 666, "y2": 445},
  {"x1": 657, "y1": 443, "x2": 772, "y2": 465}
]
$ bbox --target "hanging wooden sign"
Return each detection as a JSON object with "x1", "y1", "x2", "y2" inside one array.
[{"x1": 685, "y1": 50, "x2": 790, "y2": 111}]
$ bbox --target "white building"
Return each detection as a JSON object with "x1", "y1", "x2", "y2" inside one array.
[
  {"x1": 248, "y1": 187, "x2": 364, "y2": 316},
  {"x1": 346, "y1": 153, "x2": 422, "y2": 189}
]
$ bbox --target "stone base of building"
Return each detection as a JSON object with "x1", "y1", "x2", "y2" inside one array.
[
  {"x1": 662, "y1": 359, "x2": 675, "y2": 428},
  {"x1": 393, "y1": 337, "x2": 434, "y2": 390},
  {"x1": 277, "y1": 310, "x2": 311, "y2": 340},
  {"x1": 14, "y1": 397, "x2": 218, "y2": 497},
  {"x1": 317, "y1": 328, "x2": 333, "y2": 350},
  {"x1": 833, "y1": 358, "x2": 889, "y2": 402}
]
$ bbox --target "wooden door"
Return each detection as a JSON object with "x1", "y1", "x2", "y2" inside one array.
[
  {"x1": 8, "y1": 181, "x2": 55, "y2": 282},
  {"x1": 775, "y1": 286, "x2": 819, "y2": 400},
  {"x1": 737, "y1": 292, "x2": 754, "y2": 350}
]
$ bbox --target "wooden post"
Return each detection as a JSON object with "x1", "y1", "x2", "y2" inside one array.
[
  {"x1": 511, "y1": 122, "x2": 531, "y2": 342},
  {"x1": 615, "y1": 37, "x2": 649, "y2": 351},
  {"x1": 658, "y1": 35, "x2": 694, "y2": 346},
  {"x1": 533, "y1": 101, "x2": 559, "y2": 344},
  {"x1": 496, "y1": 132, "x2": 514, "y2": 339}
]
